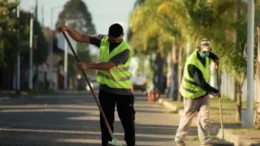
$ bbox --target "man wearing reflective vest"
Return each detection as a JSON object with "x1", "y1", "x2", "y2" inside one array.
[
  {"x1": 56, "y1": 23, "x2": 135, "y2": 146},
  {"x1": 174, "y1": 39, "x2": 220, "y2": 146}
]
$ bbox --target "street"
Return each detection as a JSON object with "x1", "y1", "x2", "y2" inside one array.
[{"x1": 0, "y1": 91, "x2": 200, "y2": 146}]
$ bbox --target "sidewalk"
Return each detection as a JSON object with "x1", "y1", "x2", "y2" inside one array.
[{"x1": 156, "y1": 97, "x2": 260, "y2": 146}]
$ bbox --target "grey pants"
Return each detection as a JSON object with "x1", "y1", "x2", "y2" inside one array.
[{"x1": 175, "y1": 95, "x2": 211, "y2": 143}]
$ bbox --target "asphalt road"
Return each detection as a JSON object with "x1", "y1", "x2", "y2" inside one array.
[{"x1": 0, "y1": 91, "x2": 200, "y2": 146}]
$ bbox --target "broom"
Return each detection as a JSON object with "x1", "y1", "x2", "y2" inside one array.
[{"x1": 212, "y1": 69, "x2": 234, "y2": 146}]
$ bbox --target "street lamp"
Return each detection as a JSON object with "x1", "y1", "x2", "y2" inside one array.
[
  {"x1": 16, "y1": 0, "x2": 20, "y2": 94},
  {"x1": 243, "y1": 0, "x2": 255, "y2": 128},
  {"x1": 49, "y1": 5, "x2": 63, "y2": 90},
  {"x1": 28, "y1": 0, "x2": 35, "y2": 90}
]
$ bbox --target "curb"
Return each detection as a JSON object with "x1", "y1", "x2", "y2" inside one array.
[
  {"x1": 157, "y1": 98, "x2": 179, "y2": 112},
  {"x1": 216, "y1": 129, "x2": 259, "y2": 146},
  {"x1": 157, "y1": 98, "x2": 259, "y2": 146}
]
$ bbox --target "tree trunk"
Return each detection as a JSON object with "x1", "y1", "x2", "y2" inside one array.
[
  {"x1": 167, "y1": 48, "x2": 173, "y2": 98},
  {"x1": 256, "y1": 25, "x2": 260, "y2": 101},
  {"x1": 236, "y1": 84, "x2": 242, "y2": 122},
  {"x1": 169, "y1": 44, "x2": 179, "y2": 101},
  {"x1": 255, "y1": 25, "x2": 260, "y2": 127},
  {"x1": 232, "y1": 0, "x2": 241, "y2": 101},
  {"x1": 173, "y1": 46, "x2": 179, "y2": 100},
  {"x1": 153, "y1": 52, "x2": 164, "y2": 94},
  {"x1": 231, "y1": 77, "x2": 237, "y2": 101},
  {"x1": 0, "y1": 65, "x2": 15, "y2": 90},
  {"x1": 168, "y1": 46, "x2": 174, "y2": 99},
  {"x1": 177, "y1": 48, "x2": 183, "y2": 101},
  {"x1": 255, "y1": 102, "x2": 260, "y2": 128},
  {"x1": 235, "y1": 0, "x2": 242, "y2": 121}
]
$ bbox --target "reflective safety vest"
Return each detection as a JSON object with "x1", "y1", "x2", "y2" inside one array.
[
  {"x1": 179, "y1": 50, "x2": 210, "y2": 99},
  {"x1": 96, "y1": 35, "x2": 134, "y2": 89}
]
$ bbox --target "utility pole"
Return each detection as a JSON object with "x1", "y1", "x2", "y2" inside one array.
[
  {"x1": 28, "y1": 0, "x2": 35, "y2": 90},
  {"x1": 49, "y1": 8, "x2": 54, "y2": 90},
  {"x1": 49, "y1": 5, "x2": 63, "y2": 90},
  {"x1": 16, "y1": 0, "x2": 20, "y2": 94},
  {"x1": 41, "y1": 4, "x2": 44, "y2": 27},
  {"x1": 63, "y1": 20, "x2": 78, "y2": 90},
  {"x1": 243, "y1": 0, "x2": 255, "y2": 128}
]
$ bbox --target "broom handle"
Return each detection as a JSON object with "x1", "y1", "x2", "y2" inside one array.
[
  {"x1": 62, "y1": 32, "x2": 114, "y2": 139},
  {"x1": 216, "y1": 69, "x2": 224, "y2": 140}
]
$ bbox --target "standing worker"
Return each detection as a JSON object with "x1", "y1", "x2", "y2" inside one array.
[
  {"x1": 174, "y1": 39, "x2": 220, "y2": 146},
  {"x1": 56, "y1": 23, "x2": 136, "y2": 146}
]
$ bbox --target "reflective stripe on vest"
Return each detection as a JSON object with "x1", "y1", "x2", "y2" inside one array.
[
  {"x1": 109, "y1": 66, "x2": 129, "y2": 72},
  {"x1": 180, "y1": 50, "x2": 210, "y2": 99},
  {"x1": 96, "y1": 35, "x2": 134, "y2": 89},
  {"x1": 97, "y1": 71, "x2": 130, "y2": 81}
]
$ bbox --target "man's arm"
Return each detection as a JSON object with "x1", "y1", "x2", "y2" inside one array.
[
  {"x1": 188, "y1": 64, "x2": 219, "y2": 96},
  {"x1": 89, "y1": 34, "x2": 104, "y2": 48},
  {"x1": 56, "y1": 25, "x2": 90, "y2": 43},
  {"x1": 87, "y1": 62, "x2": 116, "y2": 70},
  {"x1": 208, "y1": 52, "x2": 219, "y2": 61},
  {"x1": 78, "y1": 50, "x2": 130, "y2": 70},
  {"x1": 209, "y1": 52, "x2": 220, "y2": 67}
]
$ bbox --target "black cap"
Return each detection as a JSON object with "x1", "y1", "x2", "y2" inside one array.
[{"x1": 108, "y1": 23, "x2": 123, "y2": 37}]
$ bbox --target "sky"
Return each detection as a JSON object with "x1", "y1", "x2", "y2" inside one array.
[
  {"x1": 20, "y1": 0, "x2": 136, "y2": 35},
  {"x1": 20, "y1": 0, "x2": 137, "y2": 54},
  {"x1": 20, "y1": 0, "x2": 140, "y2": 76}
]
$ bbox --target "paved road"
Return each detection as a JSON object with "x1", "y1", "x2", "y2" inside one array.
[{"x1": 0, "y1": 91, "x2": 200, "y2": 146}]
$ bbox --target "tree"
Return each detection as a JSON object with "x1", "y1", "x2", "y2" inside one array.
[
  {"x1": 33, "y1": 19, "x2": 48, "y2": 66},
  {"x1": 179, "y1": 0, "x2": 248, "y2": 122},
  {"x1": 129, "y1": 0, "x2": 180, "y2": 98},
  {"x1": 0, "y1": 0, "x2": 19, "y2": 66},
  {"x1": 205, "y1": 0, "x2": 247, "y2": 122},
  {"x1": 0, "y1": 0, "x2": 49, "y2": 89},
  {"x1": 0, "y1": 0, "x2": 19, "y2": 89},
  {"x1": 56, "y1": 0, "x2": 96, "y2": 78},
  {"x1": 130, "y1": 0, "x2": 232, "y2": 100},
  {"x1": 129, "y1": 0, "x2": 251, "y2": 122},
  {"x1": 161, "y1": 0, "x2": 248, "y2": 121}
]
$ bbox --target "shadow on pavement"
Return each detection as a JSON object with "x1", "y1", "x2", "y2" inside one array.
[{"x1": 0, "y1": 91, "x2": 198, "y2": 145}]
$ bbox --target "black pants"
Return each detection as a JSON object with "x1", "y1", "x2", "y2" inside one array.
[{"x1": 99, "y1": 90, "x2": 135, "y2": 146}]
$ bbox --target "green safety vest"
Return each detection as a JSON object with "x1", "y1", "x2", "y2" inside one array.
[
  {"x1": 96, "y1": 35, "x2": 134, "y2": 89},
  {"x1": 179, "y1": 50, "x2": 210, "y2": 99}
]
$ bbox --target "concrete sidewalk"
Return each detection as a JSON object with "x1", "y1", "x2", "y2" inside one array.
[{"x1": 157, "y1": 97, "x2": 260, "y2": 146}]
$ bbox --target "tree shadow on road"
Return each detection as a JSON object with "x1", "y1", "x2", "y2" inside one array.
[{"x1": 0, "y1": 92, "x2": 201, "y2": 146}]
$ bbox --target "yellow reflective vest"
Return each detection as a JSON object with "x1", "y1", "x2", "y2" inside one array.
[
  {"x1": 179, "y1": 50, "x2": 210, "y2": 99},
  {"x1": 96, "y1": 35, "x2": 134, "y2": 89}
]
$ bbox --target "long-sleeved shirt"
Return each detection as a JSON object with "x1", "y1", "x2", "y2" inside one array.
[{"x1": 187, "y1": 51, "x2": 219, "y2": 96}]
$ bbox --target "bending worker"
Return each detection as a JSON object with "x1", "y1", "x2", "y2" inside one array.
[
  {"x1": 175, "y1": 39, "x2": 220, "y2": 146},
  {"x1": 56, "y1": 23, "x2": 136, "y2": 146}
]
